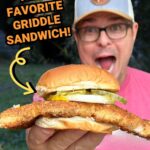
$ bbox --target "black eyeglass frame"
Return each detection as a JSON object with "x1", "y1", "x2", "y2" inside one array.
[{"x1": 75, "y1": 22, "x2": 133, "y2": 42}]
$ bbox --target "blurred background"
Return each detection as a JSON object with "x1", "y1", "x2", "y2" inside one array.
[{"x1": 0, "y1": 0, "x2": 150, "y2": 149}]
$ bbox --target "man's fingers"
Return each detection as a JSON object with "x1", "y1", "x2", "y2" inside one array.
[
  {"x1": 26, "y1": 126, "x2": 104, "y2": 150},
  {"x1": 26, "y1": 125, "x2": 55, "y2": 145},
  {"x1": 67, "y1": 132, "x2": 105, "y2": 150},
  {"x1": 46, "y1": 130, "x2": 86, "y2": 150}
]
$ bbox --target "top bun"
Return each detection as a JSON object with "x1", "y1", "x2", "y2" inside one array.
[{"x1": 36, "y1": 64, "x2": 119, "y2": 96}]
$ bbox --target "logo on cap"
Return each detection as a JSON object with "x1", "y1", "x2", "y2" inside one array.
[{"x1": 91, "y1": 0, "x2": 110, "y2": 5}]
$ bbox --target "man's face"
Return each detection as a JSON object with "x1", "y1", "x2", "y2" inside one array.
[{"x1": 74, "y1": 12, "x2": 138, "y2": 83}]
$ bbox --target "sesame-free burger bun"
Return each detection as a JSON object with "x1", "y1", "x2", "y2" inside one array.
[
  {"x1": 35, "y1": 116, "x2": 118, "y2": 133},
  {"x1": 36, "y1": 64, "x2": 119, "y2": 97}
]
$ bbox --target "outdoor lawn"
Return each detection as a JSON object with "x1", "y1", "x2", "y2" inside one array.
[{"x1": 0, "y1": 60, "x2": 60, "y2": 150}]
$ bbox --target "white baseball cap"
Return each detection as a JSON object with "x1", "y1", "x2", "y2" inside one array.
[{"x1": 74, "y1": 0, "x2": 135, "y2": 26}]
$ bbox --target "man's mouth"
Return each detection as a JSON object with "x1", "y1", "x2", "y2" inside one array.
[{"x1": 95, "y1": 56, "x2": 116, "y2": 72}]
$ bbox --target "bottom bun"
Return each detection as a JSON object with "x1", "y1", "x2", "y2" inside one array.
[{"x1": 35, "y1": 116, "x2": 118, "y2": 133}]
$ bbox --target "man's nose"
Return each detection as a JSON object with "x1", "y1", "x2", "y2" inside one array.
[{"x1": 96, "y1": 31, "x2": 112, "y2": 47}]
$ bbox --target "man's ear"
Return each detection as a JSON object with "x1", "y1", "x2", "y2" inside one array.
[
  {"x1": 72, "y1": 28, "x2": 79, "y2": 43},
  {"x1": 132, "y1": 22, "x2": 139, "y2": 42}
]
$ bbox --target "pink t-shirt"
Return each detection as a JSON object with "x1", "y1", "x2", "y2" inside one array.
[{"x1": 96, "y1": 67, "x2": 150, "y2": 150}]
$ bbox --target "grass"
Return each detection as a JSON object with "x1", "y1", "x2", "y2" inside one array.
[{"x1": 0, "y1": 59, "x2": 61, "y2": 150}]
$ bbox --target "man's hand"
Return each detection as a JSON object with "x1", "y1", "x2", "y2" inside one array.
[{"x1": 26, "y1": 125, "x2": 104, "y2": 150}]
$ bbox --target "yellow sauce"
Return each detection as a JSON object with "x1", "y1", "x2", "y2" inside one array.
[{"x1": 47, "y1": 95, "x2": 68, "y2": 101}]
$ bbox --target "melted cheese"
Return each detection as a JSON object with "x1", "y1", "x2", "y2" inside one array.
[{"x1": 47, "y1": 94, "x2": 114, "y2": 104}]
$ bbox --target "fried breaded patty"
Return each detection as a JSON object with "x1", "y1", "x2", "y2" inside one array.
[{"x1": 0, "y1": 101, "x2": 150, "y2": 139}]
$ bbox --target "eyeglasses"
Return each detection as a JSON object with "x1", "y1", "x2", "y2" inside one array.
[{"x1": 76, "y1": 23, "x2": 133, "y2": 42}]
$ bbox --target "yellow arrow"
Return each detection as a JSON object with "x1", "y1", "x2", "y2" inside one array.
[{"x1": 9, "y1": 47, "x2": 36, "y2": 95}]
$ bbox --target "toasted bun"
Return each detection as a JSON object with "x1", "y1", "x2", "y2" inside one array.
[
  {"x1": 35, "y1": 116, "x2": 118, "y2": 133},
  {"x1": 36, "y1": 64, "x2": 119, "y2": 97}
]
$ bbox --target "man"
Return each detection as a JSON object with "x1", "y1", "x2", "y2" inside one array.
[{"x1": 26, "y1": 0, "x2": 150, "y2": 149}]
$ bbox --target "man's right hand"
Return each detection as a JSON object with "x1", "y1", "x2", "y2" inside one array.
[{"x1": 26, "y1": 125, "x2": 104, "y2": 150}]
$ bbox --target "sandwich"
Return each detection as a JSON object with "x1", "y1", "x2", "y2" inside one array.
[{"x1": 0, "y1": 64, "x2": 150, "y2": 139}]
